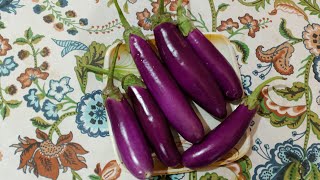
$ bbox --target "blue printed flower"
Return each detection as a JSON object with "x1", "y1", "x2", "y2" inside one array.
[
  {"x1": 0, "y1": 56, "x2": 18, "y2": 77},
  {"x1": 241, "y1": 74, "x2": 252, "y2": 95},
  {"x1": 41, "y1": 99, "x2": 59, "y2": 121},
  {"x1": 253, "y1": 139, "x2": 320, "y2": 179},
  {"x1": 56, "y1": 0, "x2": 68, "y2": 8},
  {"x1": 79, "y1": 18, "x2": 88, "y2": 26},
  {"x1": 23, "y1": 89, "x2": 41, "y2": 112},
  {"x1": 67, "y1": 28, "x2": 78, "y2": 35},
  {"x1": 47, "y1": 77, "x2": 74, "y2": 102},
  {"x1": 0, "y1": 0, "x2": 23, "y2": 14},
  {"x1": 76, "y1": 90, "x2": 108, "y2": 137},
  {"x1": 32, "y1": 4, "x2": 44, "y2": 14},
  {"x1": 313, "y1": 56, "x2": 320, "y2": 83}
]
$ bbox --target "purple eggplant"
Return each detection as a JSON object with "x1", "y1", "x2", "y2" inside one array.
[
  {"x1": 182, "y1": 76, "x2": 285, "y2": 169},
  {"x1": 176, "y1": 1, "x2": 243, "y2": 101},
  {"x1": 105, "y1": 44, "x2": 153, "y2": 179},
  {"x1": 152, "y1": 1, "x2": 227, "y2": 119},
  {"x1": 153, "y1": 22, "x2": 227, "y2": 119},
  {"x1": 114, "y1": 0, "x2": 204, "y2": 143},
  {"x1": 122, "y1": 74, "x2": 181, "y2": 167}
]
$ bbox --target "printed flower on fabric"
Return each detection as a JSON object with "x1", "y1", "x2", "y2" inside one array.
[
  {"x1": 0, "y1": 0, "x2": 23, "y2": 14},
  {"x1": 91, "y1": 160, "x2": 122, "y2": 180},
  {"x1": 151, "y1": 0, "x2": 170, "y2": 14},
  {"x1": 47, "y1": 77, "x2": 74, "y2": 102},
  {"x1": 217, "y1": 18, "x2": 239, "y2": 32},
  {"x1": 41, "y1": 99, "x2": 59, "y2": 121},
  {"x1": 253, "y1": 139, "x2": 320, "y2": 179},
  {"x1": 238, "y1": 13, "x2": 260, "y2": 38},
  {"x1": 136, "y1": 8, "x2": 152, "y2": 30},
  {"x1": 313, "y1": 56, "x2": 320, "y2": 83},
  {"x1": 0, "y1": 35, "x2": 12, "y2": 56},
  {"x1": 0, "y1": 56, "x2": 18, "y2": 77},
  {"x1": 56, "y1": 0, "x2": 68, "y2": 8},
  {"x1": 17, "y1": 68, "x2": 49, "y2": 89},
  {"x1": 10, "y1": 129, "x2": 88, "y2": 180},
  {"x1": 23, "y1": 89, "x2": 41, "y2": 112},
  {"x1": 303, "y1": 23, "x2": 320, "y2": 56},
  {"x1": 76, "y1": 90, "x2": 108, "y2": 138},
  {"x1": 241, "y1": 75, "x2": 252, "y2": 95},
  {"x1": 0, "y1": 150, "x2": 3, "y2": 161}
]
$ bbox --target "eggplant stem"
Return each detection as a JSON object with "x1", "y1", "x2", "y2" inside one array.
[
  {"x1": 114, "y1": 0, "x2": 130, "y2": 30},
  {"x1": 246, "y1": 76, "x2": 286, "y2": 110},
  {"x1": 107, "y1": 43, "x2": 122, "y2": 91},
  {"x1": 159, "y1": 0, "x2": 165, "y2": 15}
]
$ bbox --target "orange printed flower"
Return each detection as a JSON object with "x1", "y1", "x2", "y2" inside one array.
[
  {"x1": 0, "y1": 150, "x2": 3, "y2": 161},
  {"x1": 217, "y1": 18, "x2": 239, "y2": 32},
  {"x1": 93, "y1": 160, "x2": 122, "y2": 180},
  {"x1": 17, "y1": 68, "x2": 49, "y2": 89},
  {"x1": 169, "y1": 0, "x2": 189, "y2": 11},
  {"x1": 151, "y1": 0, "x2": 170, "y2": 14},
  {"x1": 0, "y1": 35, "x2": 12, "y2": 56},
  {"x1": 136, "y1": 8, "x2": 152, "y2": 30},
  {"x1": 303, "y1": 23, "x2": 320, "y2": 56},
  {"x1": 10, "y1": 129, "x2": 88, "y2": 180},
  {"x1": 238, "y1": 13, "x2": 260, "y2": 38},
  {"x1": 54, "y1": 23, "x2": 64, "y2": 32}
]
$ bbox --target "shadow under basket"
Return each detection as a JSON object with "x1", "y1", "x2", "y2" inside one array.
[{"x1": 106, "y1": 33, "x2": 251, "y2": 176}]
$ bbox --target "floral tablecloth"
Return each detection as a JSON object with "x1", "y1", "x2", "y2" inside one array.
[{"x1": 1, "y1": 0, "x2": 320, "y2": 179}]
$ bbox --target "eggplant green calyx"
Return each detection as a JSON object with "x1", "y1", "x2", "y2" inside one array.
[
  {"x1": 114, "y1": 0, "x2": 145, "y2": 49},
  {"x1": 104, "y1": 43, "x2": 123, "y2": 101},
  {"x1": 121, "y1": 74, "x2": 146, "y2": 92},
  {"x1": 151, "y1": 0, "x2": 173, "y2": 29},
  {"x1": 245, "y1": 76, "x2": 286, "y2": 110},
  {"x1": 176, "y1": 0, "x2": 194, "y2": 36}
]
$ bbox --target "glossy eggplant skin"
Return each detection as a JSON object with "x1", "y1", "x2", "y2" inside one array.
[
  {"x1": 127, "y1": 85, "x2": 181, "y2": 167},
  {"x1": 106, "y1": 97, "x2": 153, "y2": 179},
  {"x1": 129, "y1": 34, "x2": 204, "y2": 143},
  {"x1": 182, "y1": 104, "x2": 256, "y2": 169},
  {"x1": 153, "y1": 22, "x2": 227, "y2": 119},
  {"x1": 186, "y1": 28, "x2": 243, "y2": 101}
]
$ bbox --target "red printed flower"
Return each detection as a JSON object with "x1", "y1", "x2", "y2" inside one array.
[
  {"x1": 17, "y1": 68, "x2": 49, "y2": 89},
  {"x1": 10, "y1": 129, "x2": 88, "y2": 180},
  {"x1": 217, "y1": 18, "x2": 239, "y2": 32},
  {"x1": 136, "y1": 8, "x2": 152, "y2": 30},
  {"x1": 93, "y1": 160, "x2": 122, "y2": 180},
  {"x1": 0, "y1": 35, "x2": 12, "y2": 56},
  {"x1": 238, "y1": 13, "x2": 260, "y2": 38}
]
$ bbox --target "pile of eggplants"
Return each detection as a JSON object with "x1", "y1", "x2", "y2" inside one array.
[{"x1": 101, "y1": 0, "x2": 286, "y2": 179}]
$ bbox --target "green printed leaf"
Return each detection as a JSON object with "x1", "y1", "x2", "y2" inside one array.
[
  {"x1": 14, "y1": 38, "x2": 28, "y2": 45},
  {"x1": 74, "y1": 56, "x2": 88, "y2": 94},
  {"x1": 1, "y1": 105, "x2": 10, "y2": 120},
  {"x1": 235, "y1": 156, "x2": 252, "y2": 180},
  {"x1": 217, "y1": 3, "x2": 229, "y2": 12},
  {"x1": 309, "y1": 111, "x2": 320, "y2": 140},
  {"x1": 123, "y1": 1, "x2": 129, "y2": 14},
  {"x1": 6, "y1": 100, "x2": 22, "y2": 108},
  {"x1": 86, "y1": 42, "x2": 107, "y2": 68},
  {"x1": 230, "y1": 40, "x2": 249, "y2": 63},
  {"x1": 284, "y1": 162, "x2": 301, "y2": 180},
  {"x1": 107, "y1": 0, "x2": 114, "y2": 7},
  {"x1": 0, "y1": 21, "x2": 5, "y2": 29},
  {"x1": 199, "y1": 172, "x2": 228, "y2": 180},
  {"x1": 279, "y1": 18, "x2": 303, "y2": 43},
  {"x1": 273, "y1": 82, "x2": 305, "y2": 101},
  {"x1": 24, "y1": 28, "x2": 33, "y2": 40},
  {"x1": 298, "y1": 0, "x2": 320, "y2": 18},
  {"x1": 238, "y1": 0, "x2": 271, "y2": 11},
  {"x1": 31, "y1": 34, "x2": 45, "y2": 44},
  {"x1": 270, "y1": 112, "x2": 306, "y2": 129},
  {"x1": 95, "y1": 74, "x2": 103, "y2": 82},
  {"x1": 88, "y1": 175, "x2": 101, "y2": 180},
  {"x1": 30, "y1": 117, "x2": 52, "y2": 130},
  {"x1": 304, "y1": 163, "x2": 320, "y2": 180}
]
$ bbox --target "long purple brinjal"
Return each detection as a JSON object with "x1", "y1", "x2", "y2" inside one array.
[
  {"x1": 113, "y1": 0, "x2": 204, "y2": 144},
  {"x1": 122, "y1": 74, "x2": 181, "y2": 167},
  {"x1": 176, "y1": 0, "x2": 243, "y2": 101},
  {"x1": 182, "y1": 76, "x2": 285, "y2": 169},
  {"x1": 105, "y1": 44, "x2": 153, "y2": 179},
  {"x1": 152, "y1": 1, "x2": 227, "y2": 119}
]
